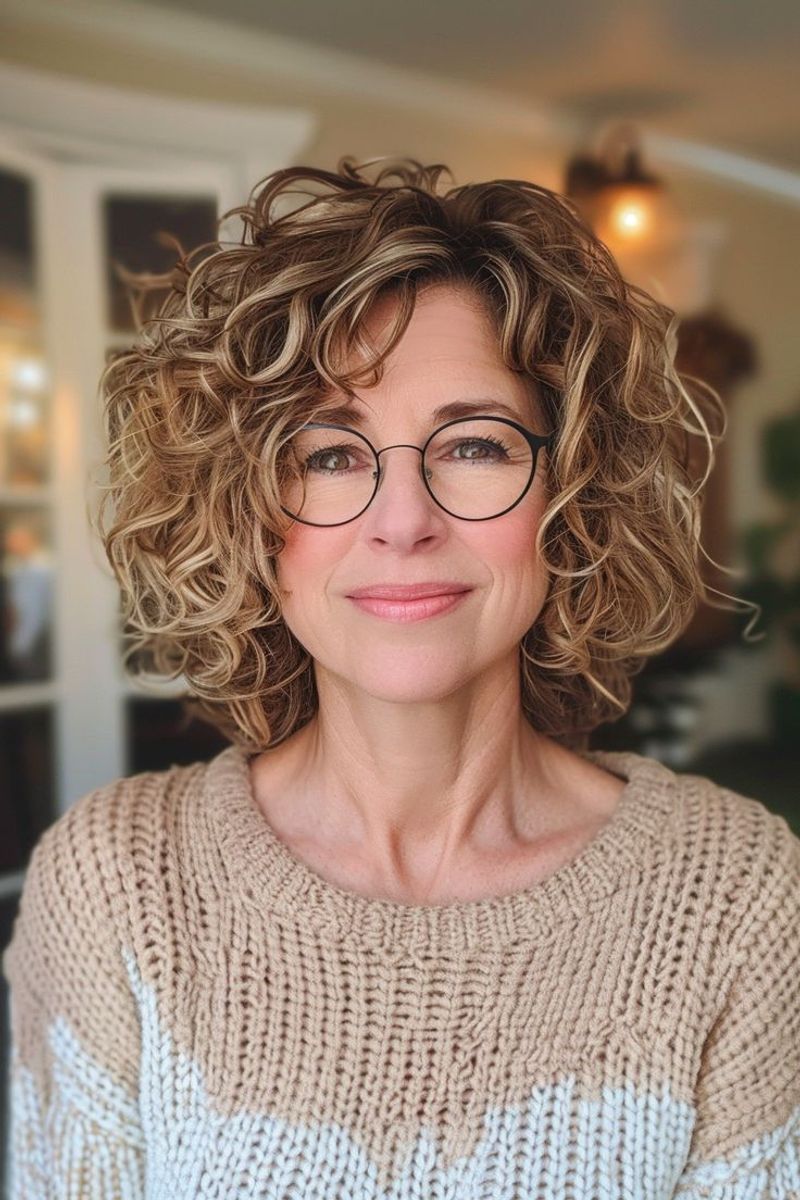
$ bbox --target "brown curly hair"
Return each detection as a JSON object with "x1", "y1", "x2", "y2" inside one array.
[{"x1": 93, "y1": 155, "x2": 754, "y2": 755}]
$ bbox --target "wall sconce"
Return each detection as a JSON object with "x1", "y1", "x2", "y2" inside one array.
[
  {"x1": 565, "y1": 121, "x2": 685, "y2": 247},
  {"x1": 564, "y1": 121, "x2": 723, "y2": 315}
]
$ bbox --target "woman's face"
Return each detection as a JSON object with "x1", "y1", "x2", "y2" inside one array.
[{"x1": 275, "y1": 284, "x2": 553, "y2": 706}]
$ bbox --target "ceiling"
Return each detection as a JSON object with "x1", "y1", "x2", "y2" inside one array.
[{"x1": 154, "y1": 0, "x2": 800, "y2": 172}]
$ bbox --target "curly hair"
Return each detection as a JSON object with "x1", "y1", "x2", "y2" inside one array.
[{"x1": 92, "y1": 155, "x2": 755, "y2": 755}]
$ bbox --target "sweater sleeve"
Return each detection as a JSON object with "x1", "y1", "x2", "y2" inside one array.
[
  {"x1": 2, "y1": 779, "x2": 145, "y2": 1198},
  {"x1": 672, "y1": 812, "x2": 800, "y2": 1199}
]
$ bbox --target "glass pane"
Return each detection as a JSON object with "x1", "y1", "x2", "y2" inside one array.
[
  {"x1": 0, "y1": 167, "x2": 50, "y2": 488},
  {"x1": 125, "y1": 696, "x2": 230, "y2": 774},
  {"x1": 0, "y1": 705, "x2": 55, "y2": 872},
  {"x1": 103, "y1": 193, "x2": 218, "y2": 333},
  {"x1": 0, "y1": 169, "x2": 36, "y2": 319},
  {"x1": 0, "y1": 505, "x2": 54, "y2": 683},
  {"x1": 0, "y1": 344, "x2": 49, "y2": 488}
]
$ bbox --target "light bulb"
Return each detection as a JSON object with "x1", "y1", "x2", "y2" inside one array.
[{"x1": 611, "y1": 199, "x2": 649, "y2": 236}]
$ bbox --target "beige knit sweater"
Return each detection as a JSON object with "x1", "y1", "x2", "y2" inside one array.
[{"x1": 3, "y1": 741, "x2": 799, "y2": 1198}]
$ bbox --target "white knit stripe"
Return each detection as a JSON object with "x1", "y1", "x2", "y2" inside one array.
[
  {"x1": 7, "y1": 1058, "x2": 145, "y2": 1199},
  {"x1": 46, "y1": 1016, "x2": 146, "y2": 1147},
  {"x1": 672, "y1": 1104, "x2": 800, "y2": 1199},
  {"x1": 6, "y1": 1047, "x2": 51, "y2": 1199},
  {"x1": 7, "y1": 944, "x2": 799, "y2": 1199}
]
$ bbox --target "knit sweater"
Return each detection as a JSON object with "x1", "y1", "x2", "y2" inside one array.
[{"x1": 3, "y1": 741, "x2": 800, "y2": 1199}]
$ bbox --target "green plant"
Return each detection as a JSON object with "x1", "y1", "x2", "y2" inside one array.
[{"x1": 737, "y1": 405, "x2": 800, "y2": 708}]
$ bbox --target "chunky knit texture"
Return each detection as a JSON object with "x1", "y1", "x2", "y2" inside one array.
[{"x1": 3, "y1": 741, "x2": 800, "y2": 1198}]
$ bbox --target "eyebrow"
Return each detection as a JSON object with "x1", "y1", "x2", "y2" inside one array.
[{"x1": 314, "y1": 398, "x2": 526, "y2": 427}]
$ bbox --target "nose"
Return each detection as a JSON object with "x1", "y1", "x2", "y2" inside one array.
[{"x1": 372, "y1": 443, "x2": 433, "y2": 505}]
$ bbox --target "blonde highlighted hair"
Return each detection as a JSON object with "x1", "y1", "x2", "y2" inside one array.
[{"x1": 94, "y1": 156, "x2": 751, "y2": 753}]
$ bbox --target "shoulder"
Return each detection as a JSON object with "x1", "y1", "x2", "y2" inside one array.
[
  {"x1": 671, "y1": 764, "x2": 799, "y2": 868},
  {"x1": 658, "y1": 760, "x2": 800, "y2": 949},
  {"x1": 39, "y1": 755, "x2": 203, "y2": 856},
  {"x1": 7, "y1": 757, "x2": 210, "y2": 958},
  {"x1": 593, "y1": 746, "x2": 799, "y2": 939},
  {"x1": 0, "y1": 767, "x2": 212, "y2": 1114},
  {"x1": 606, "y1": 754, "x2": 800, "y2": 1053}
]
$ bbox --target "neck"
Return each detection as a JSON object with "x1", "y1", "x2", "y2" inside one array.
[{"x1": 250, "y1": 662, "x2": 605, "y2": 898}]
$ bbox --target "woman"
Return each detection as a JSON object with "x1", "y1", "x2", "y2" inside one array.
[{"x1": 4, "y1": 157, "x2": 798, "y2": 1198}]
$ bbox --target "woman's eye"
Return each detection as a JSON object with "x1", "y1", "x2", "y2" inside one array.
[
  {"x1": 449, "y1": 438, "x2": 510, "y2": 460},
  {"x1": 306, "y1": 446, "x2": 364, "y2": 473}
]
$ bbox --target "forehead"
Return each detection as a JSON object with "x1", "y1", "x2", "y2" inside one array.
[
  {"x1": 364, "y1": 283, "x2": 500, "y2": 351},
  {"x1": 321, "y1": 286, "x2": 546, "y2": 428}
]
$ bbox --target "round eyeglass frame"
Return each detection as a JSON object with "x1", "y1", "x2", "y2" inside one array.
[{"x1": 278, "y1": 415, "x2": 556, "y2": 527}]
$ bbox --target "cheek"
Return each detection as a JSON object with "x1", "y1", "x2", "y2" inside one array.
[
  {"x1": 471, "y1": 495, "x2": 543, "y2": 570},
  {"x1": 472, "y1": 497, "x2": 551, "y2": 624},
  {"x1": 276, "y1": 527, "x2": 349, "y2": 599}
]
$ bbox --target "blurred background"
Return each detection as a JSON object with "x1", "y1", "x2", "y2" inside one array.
[{"x1": 0, "y1": 0, "x2": 798, "y2": 1168}]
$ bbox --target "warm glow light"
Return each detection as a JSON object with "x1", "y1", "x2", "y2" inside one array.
[
  {"x1": 594, "y1": 185, "x2": 661, "y2": 243},
  {"x1": 591, "y1": 182, "x2": 689, "y2": 265},
  {"x1": 613, "y1": 202, "x2": 648, "y2": 235}
]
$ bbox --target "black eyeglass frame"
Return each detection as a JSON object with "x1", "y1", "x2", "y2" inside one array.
[{"x1": 278, "y1": 415, "x2": 556, "y2": 527}]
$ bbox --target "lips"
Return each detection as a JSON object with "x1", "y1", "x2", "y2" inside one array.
[
  {"x1": 346, "y1": 583, "x2": 473, "y2": 600},
  {"x1": 348, "y1": 591, "x2": 471, "y2": 623}
]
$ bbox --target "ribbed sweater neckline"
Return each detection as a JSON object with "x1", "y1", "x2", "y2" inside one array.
[{"x1": 204, "y1": 742, "x2": 678, "y2": 951}]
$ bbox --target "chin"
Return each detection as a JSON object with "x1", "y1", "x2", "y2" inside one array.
[{"x1": 344, "y1": 662, "x2": 470, "y2": 705}]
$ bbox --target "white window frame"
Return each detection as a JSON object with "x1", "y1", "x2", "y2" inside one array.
[{"x1": 0, "y1": 66, "x2": 315, "y2": 902}]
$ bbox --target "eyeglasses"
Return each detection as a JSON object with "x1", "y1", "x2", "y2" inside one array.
[{"x1": 277, "y1": 415, "x2": 555, "y2": 527}]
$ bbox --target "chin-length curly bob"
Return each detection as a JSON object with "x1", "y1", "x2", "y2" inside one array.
[{"x1": 94, "y1": 156, "x2": 746, "y2": 754}]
